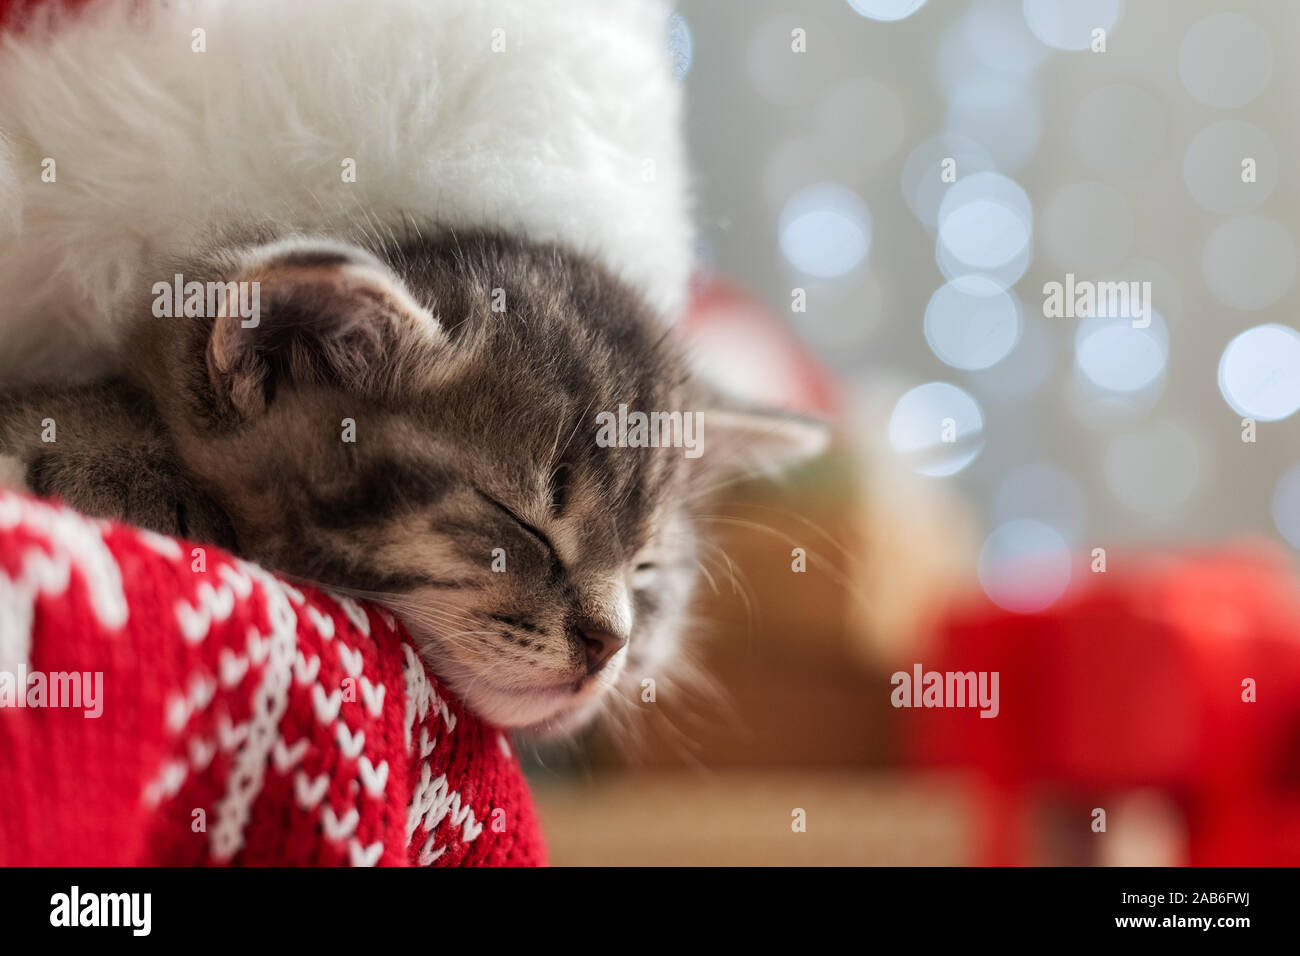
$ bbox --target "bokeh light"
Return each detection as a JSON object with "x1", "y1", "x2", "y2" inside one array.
[
  {"x1": 1217, "y1": 324, "x2": 1300, "y2": 422},
  {"x1": 888, "y1": 382, "x2": 985, "y2": 477},
  {"x1": 937, "y1": 171, "x2": 1033, "y2": 274},
  {"x1": 1021, "y1": 0, "x2": 1122, "y2": 52},
  {"x1": 924, "y1": 276, "x2": 1022, "y2": 370},
  {"x1": 1271, "y1": 464, "x2": 1300, "y2": 550},
  {"x1": 900, "y1": 132, "x2": 996, "y2": 231},
  {"x1": 846, "y1": 0, "x2": 929, "y2": 22},
  {"x1": 937, "y1": 225, "x2": 1032, "y2": 294},
  {"x1": 977, "y1": 519, "x2": 1072, "y2": 613},
  {"x1": 778, "y1": 184, "x2": 871, "y2": 278},
  {"x1": 964, "y1": 314, "x2": 1055, "y2": 402},
  {"x1": 1075, "y1": 311, "x2": 1169, "y2": 394},
  {"x1": 732, "y1": 0, "x2": 1287, "y2": 636},
  {"x1": 1201, "y1": 217, "x2": 1296, "y2": 311},
  {"x1": 944, "y1": 76, "x2": 1042, "y2": 172},
  {"x1": 1179, "y1": 13, "x2": 1273, "y2": 109},
  {"x1": 962, "y1": 0, "x2": 1048, "y2": 76}
]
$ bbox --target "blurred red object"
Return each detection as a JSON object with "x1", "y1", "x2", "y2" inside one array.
[
  {"x1": 0, "y1": 0, "x2": 91, "y2": 29},
  {"x1": 907, "y1": 542, "x2": 1300, "y2": 865},
  {"x1": 680, "y1": 274, "x2": 839, "y2": 419}
]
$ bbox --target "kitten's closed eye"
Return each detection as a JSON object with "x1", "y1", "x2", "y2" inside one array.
[{"x1": 477, "y1": 490, "x2": 560, "y2": 562}]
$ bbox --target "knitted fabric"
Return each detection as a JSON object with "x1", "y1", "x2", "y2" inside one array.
[{"x1": 0, "y1": 489, "x2": 546, "y2": 865}]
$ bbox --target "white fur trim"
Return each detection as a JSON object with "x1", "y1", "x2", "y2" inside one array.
[{"x1": 0, "y1": 0, "x2": 692, "y2": 383}]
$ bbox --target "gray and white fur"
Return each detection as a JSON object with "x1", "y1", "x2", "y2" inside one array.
[{"x1": 0, "y1": 230, "x2": 825, "y2": 735}]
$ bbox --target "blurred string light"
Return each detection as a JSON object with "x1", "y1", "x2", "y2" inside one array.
[
  {"x1": 1271, "y1": 465, "x2": 1300, "y2": 550},
  {"x1": 666, "y1": 12, "x2": 693, "y2": 81},
  {"x1": 1184, "y1": 121, "x2": 1277, "y2": 215},
  {"x1": 944, "y1": 75, "x2": 1042, "y2": 173},
  {"x1": 1068, "y1": 258, "x2": 1181, "y2": 428},
  {"x1": 1179, "y1": 13, "x2": 1272, "y2": 109},
  {"x1": 936, "y1": 171, "x2": 1033, "y2": 289},
  {"x1": 936, "y1": 239, "x2": 1031, "y2": 301},
  {"x1": 962, "y1": 0, "x2": 1047, "y2": 76},
  {"x1": 977, "y1": 519, "x2": 1072, "y2": 613},
  {"x1": 993, "y1": 463, "x2": 1086, "y2": 543},
  {"x1": 1021, "y1": 0, "x2": 1122, "y2": 51},
  {"x1": 888, "y1": 382, "x2": 984, "y2": 476},
  {"x1": 1217, "y1": 325, "x2": 1300, "y2": 422},
  {"x1": 964, "y1": 315, "x2": 1054, "y2": 402},
  {"x1": 924, "y1": 276, "x2": 1022, "y2": 370},
  {"x1": 931, "y1": 3, "x2": 1044, "y2": 173},
  {"x1": 720, "y1": 0, "x2": 1300, "y2": 577},
  {"x1": 900, "y1": 132, "x2": 995, "y2": 230},
  {"x1": 778, "y1": 183, "x2": 871, "y2": 278},
  {"x1": 846, "y1": 0, "x2": 928, "y2": 22},
  {"x1": 1202, "y1": 217, "x2": 1296, "y2": 311},
  {"x1": 1075, "y1": 312, "x2": 1169, "y2": 394},
  {"x1": 1104, "y1": 423, "x2": 1206, "y2": 515},
  {"x1": 934, "y1": 18, "x2": 992, "y2": 95}
]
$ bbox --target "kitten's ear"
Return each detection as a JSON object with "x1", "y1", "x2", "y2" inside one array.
[
  {"x1": 695, "y1": 390, "x2": 830, "y2": 477},
  {"x1": 206, "y1": 242, "x2": 445, "y2": 417}
]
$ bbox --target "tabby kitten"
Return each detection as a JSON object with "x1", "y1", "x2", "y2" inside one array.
[{"x1": 0, "y1": 231, "x2": 825, "y2": 735}]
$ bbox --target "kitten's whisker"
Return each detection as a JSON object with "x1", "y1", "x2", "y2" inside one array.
[
  {"x1": 694, "y1": 514, "x2": 872, "y2": 612},
  {"x1": 692, "y1": 558, "x2": 720, "y2": 596},
  {"x1": 723, "y1": 500, "x2": 859, "y2": 568},
  {"x1": 555, "y1": 394, "x2": 599, "y2": 465},
  {"x1": 696, "y1": 537, "x2": 755, "y2": 622}
]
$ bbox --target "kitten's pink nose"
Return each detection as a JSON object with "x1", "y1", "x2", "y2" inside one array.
[{"x1": 579, "y1": 626, "x2": 628, "y2": 675}]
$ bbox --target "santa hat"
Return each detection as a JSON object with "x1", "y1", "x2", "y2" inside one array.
[{"x1": 0, "y1": 0, "x2": 692, "y2": 382}]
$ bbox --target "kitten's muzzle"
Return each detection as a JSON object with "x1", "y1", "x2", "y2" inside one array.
[{"x1": 576, "y1": 624, "x2": 628, "y2": 676}]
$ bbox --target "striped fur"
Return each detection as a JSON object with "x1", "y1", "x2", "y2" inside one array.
[{"x1": 0, "y1": 232, "x2": 824, "y2": 733}]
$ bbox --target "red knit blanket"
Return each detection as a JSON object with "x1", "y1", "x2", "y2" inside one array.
[{"x1": 0, "y1": 489, "x2": 546, "y2": 865}]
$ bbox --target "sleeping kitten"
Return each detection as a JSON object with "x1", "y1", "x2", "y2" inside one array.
[
  {"x1": 0, "y1": 0, "x2": 825, "y2": 733},
  {"x1": 0, "y1": 230, "x2": 825, "y2": 735}
]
